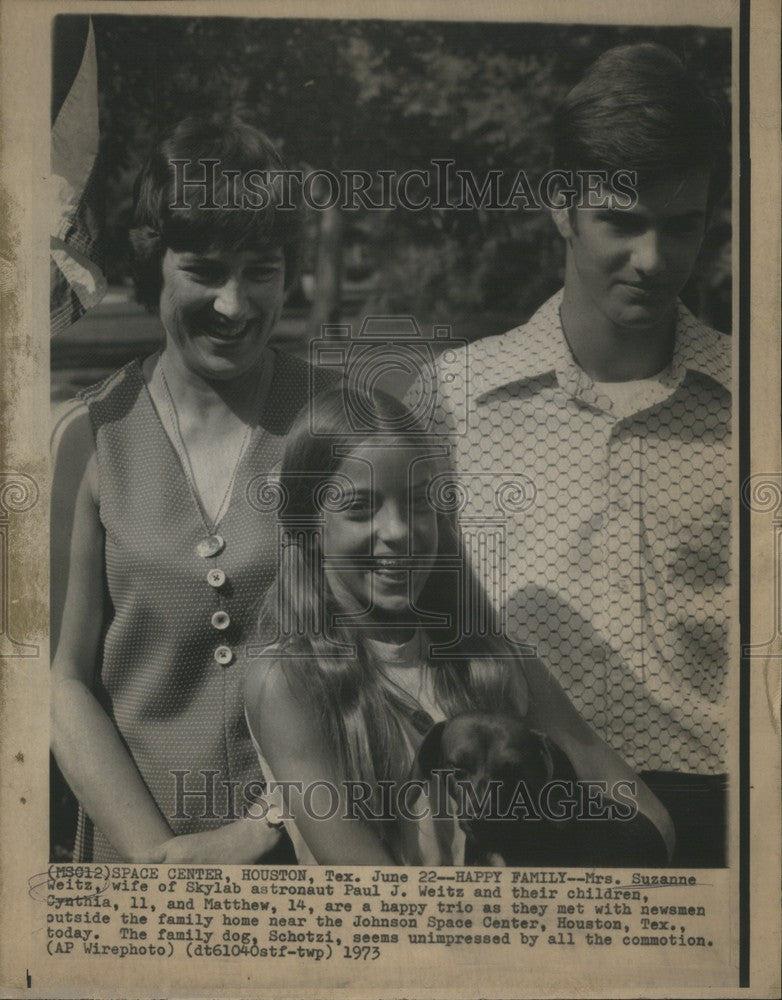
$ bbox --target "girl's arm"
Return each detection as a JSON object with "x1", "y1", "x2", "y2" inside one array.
[
  {"x1": 51, "y1": 405, "x2": 173, "y2": 860},
  {"x1": 244, "y1": 659, "x2": 396, "y2": 865},
  {"x1": 517, "y1": 656, "x2": 676, "y2": 861}
]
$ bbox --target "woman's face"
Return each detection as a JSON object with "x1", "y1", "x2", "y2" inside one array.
[
  {"x1": 321, "y1": 445, "x2": 439, "y2": 623},
  {"x1": 159, "y1": 245, "x2": 285, "y2": 380}
]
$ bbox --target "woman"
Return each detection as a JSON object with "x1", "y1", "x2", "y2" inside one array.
[
  {"x1": 244, "y1": 388, "x2": 675, "y2": 865},
  {"x1": 51, "y1": 115, "x2": 334, "y2": 863}
]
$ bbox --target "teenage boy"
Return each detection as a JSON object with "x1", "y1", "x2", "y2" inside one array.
[{"x1": 429, "y1": 43, "x2": 731, "y2": 865}]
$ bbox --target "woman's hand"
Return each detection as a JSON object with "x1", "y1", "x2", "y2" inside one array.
[{"x1": 156, "y1": 819, "x2": 282, "y2": 864}]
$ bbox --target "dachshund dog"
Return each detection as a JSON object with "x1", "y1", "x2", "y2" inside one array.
[{"x1": 413, "y1": 713, "x2": 667, "y2": 867}]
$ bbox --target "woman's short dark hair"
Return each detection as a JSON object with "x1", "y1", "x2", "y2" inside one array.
[
  {"x1": 552, "y1": 43, "x2": 729, "y2": 212},
  {"x1": 129, "y1": 114, "x2": 300, "y2": 311}
]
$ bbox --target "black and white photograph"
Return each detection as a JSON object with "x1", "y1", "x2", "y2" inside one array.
[
  {"x1": 49, "y1": 9, "x2": 733, "y2": 869},
  {"x1": 1, "y1": 1, "x2": 780, "y2": 997}
]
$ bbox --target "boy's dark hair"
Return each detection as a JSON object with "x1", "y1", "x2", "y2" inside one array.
[
  {"x1": 552, "y1": 43, "x2": 729, "y2": 211},
  {"x1": 129, "y1": 114, "x2": 300, "y2": 311}
]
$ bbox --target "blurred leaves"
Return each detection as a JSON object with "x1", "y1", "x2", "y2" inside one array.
[{"x1": 90, "y1": 15, "x2": 731, "y2": 330}]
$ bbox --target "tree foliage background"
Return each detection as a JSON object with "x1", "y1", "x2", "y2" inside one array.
[{"x1": 89, "y1": 14, "x2": 732, "y2": 336}]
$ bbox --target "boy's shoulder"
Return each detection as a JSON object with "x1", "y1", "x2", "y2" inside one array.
[
  {"x1": 434, "y1": 292, "x2": 563, "y2": 407},
  {"x1": 675, "y1": 305, "x2": 732, "y2": 395}
]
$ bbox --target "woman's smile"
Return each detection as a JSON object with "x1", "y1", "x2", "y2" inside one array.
[
  {"x1": 203, "y1": 319, "x2": 251, "y2": 341},
  {"x1": 199, "y1": 319, "x2": 257, "y2": 350},
  {"x1": 159, "y1": 246, "x2": 284, "y2": 380}
]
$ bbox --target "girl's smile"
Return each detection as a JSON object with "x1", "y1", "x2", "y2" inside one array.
[{"x1": 322, "y1": 445, "x2": 439, "y2": 621}]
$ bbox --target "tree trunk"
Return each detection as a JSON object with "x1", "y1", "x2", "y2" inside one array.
[{"x1": 307, "y1": 194, "x2": 344, "y2": 341}]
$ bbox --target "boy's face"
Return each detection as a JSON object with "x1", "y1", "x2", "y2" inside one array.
[{"x1": 556, "y1": 169, "x2": 710, "y2": 334}]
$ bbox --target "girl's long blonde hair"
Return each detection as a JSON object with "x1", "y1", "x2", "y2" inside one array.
[{"x1": 257, "y1": 387, "x2": 526, "y2": 855}]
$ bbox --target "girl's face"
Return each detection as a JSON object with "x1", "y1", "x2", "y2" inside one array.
[
  {"x1": 159, "y1": 246, "x2": 284, "y2": 381},
  {"x1": 321, "y1": 444, "x2": 439, "y2": 622}
]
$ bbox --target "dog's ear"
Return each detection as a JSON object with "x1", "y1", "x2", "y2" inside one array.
[
  {"x1": 528, "y1": 729, "x2": 576, "y2": 782},
  {"x1": 528, "y1": 731, "x2": 579, "y2": 838},
  {"x1": 528, "y1": 729, "x2": 556, "y2": 781},
  {"x1": 412, "y1": 720, "x2": 447, "y2": 781},
  {"x1": 546, "y1": 737, "x2": 578, "y2": 783}
]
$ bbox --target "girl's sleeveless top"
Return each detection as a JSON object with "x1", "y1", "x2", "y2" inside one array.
[
  {"x1": 249, "y1": 717, "x2": 466, "y2": 867},
  {"x1": 76, "y1": 351, "x2": 334, "y2": 862},
  {"x1": 246, "y1": 634, "x2": 466, "y2": 866}
]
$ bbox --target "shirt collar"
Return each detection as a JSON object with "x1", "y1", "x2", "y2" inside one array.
[
  {"x1": 472, "y1": 288, "x2": 731, "y2": 412},
  {"x1": 669, "y1": 299, "x2": 731, "y2": 392}
]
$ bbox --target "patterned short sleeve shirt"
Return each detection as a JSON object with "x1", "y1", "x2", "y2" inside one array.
[{"x1": 427, "y1": 290, "x2": 731, "y2": 774}]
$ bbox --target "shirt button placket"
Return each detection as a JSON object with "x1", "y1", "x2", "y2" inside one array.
[
  {"x1": 609, "y1": 431, "x2": 642, "y2": 673},
  {"x1": 592, "y1": 420, "x2": 614, "y2": 643},
  {"x1": 629, "y1": 434, "x2": 646, "y2": 671},
  {"x1": 198, "y1": 536, "x2": 231, "y2": 664}
]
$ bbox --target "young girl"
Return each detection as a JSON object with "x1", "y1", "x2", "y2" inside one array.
[{"x1": 244, "y1": 388, "x2": 674, "y2": 865}]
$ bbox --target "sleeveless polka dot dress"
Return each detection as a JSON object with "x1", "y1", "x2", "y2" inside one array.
[{"x1": 75, "y1": 351, "x2": 335, "y2": 862}]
